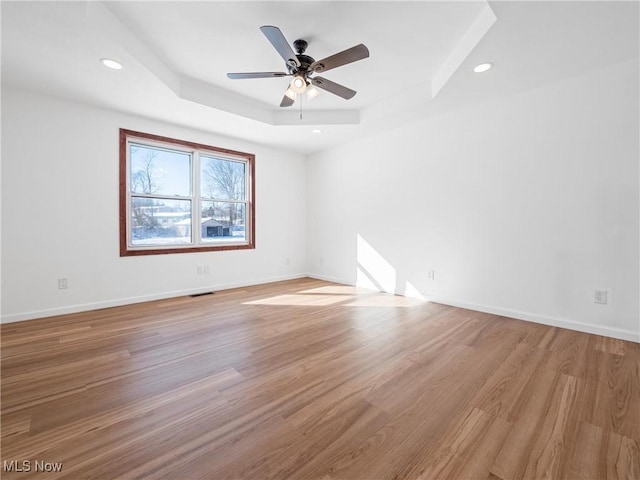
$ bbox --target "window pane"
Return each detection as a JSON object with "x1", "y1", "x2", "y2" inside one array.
[
  {"x1": 200, "y1": 156, "x2": 246, "y2": 200},
  {"x1": 131, "y1": 197, "x2": 192, "y2": 245},
  {"x1": 201, "y1": 201, "x2": 246, "y2": 243},
  {"x1": 130, "y1": 144, "x2": 191, "y2": 196}
]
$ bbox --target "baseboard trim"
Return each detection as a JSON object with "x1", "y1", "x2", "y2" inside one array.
[
  {"x1": 5, "y1": 273, "x2": 639, "y2": 343},
  {"x1": 427, "y1": 296, "x2": 640, "y2": 343},
  {"x1": 307, "y1": 273, "x2": 640, "y2": 343},
  {"x1": 305, "y1": 272, "x2": 350, "y2": 285},
  {"x1": 1, "y1": 273, "x2": 307, "y2": 324}
]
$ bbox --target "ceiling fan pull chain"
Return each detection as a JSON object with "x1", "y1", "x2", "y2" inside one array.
[{"x1": 299, "y1": 94, "x2": 303, "y2": 120}]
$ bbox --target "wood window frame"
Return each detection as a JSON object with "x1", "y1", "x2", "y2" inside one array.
[{"x1": 119, "y1": 129, "x2": 255, "y2": 256}]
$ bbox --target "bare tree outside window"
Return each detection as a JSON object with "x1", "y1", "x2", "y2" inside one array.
[
  {"x1": 131, "y1": 147, "x2": 162, "y2": 194},
  {"x1": 130, "y1": 147, "x2": 164, "y2": 233},
  {"x1": 202, "y1": 157, "x2": 245, "y2": 198},
  {"x1": 201, "y1": 157, "x2": 246, "y2": 226}
]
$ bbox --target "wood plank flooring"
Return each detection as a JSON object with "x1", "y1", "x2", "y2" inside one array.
[{"x1": 1, "y1": 278, "x2": 639, "y2": 479}]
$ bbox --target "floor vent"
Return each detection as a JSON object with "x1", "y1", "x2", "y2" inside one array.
[{"x1": 189, "y1": 292, "x2": 215, "y2": 298}]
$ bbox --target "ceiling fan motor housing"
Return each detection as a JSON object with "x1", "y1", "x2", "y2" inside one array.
[
  {"x1": 295, "y1": 54, "x2": 315, "y2": 72},
  {"x1": 293, "y1": 39, "x2": 308, "y2": 54},
  {"x1": 290, "y1": 40, "x2": 315, "y2": 76}
]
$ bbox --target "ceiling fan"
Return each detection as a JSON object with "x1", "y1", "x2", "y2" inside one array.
[{"x1": 227, "y1": 26, "x2": 369, "y2": 107}]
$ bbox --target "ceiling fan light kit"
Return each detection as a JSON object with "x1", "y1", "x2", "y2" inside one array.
[
  {"x1": 284, "y1": 88, "x2": 296, "y2": 100},
  {"x1": 227, "y1": 25, "x2": 369, "y2": 108},
  {"x1": 306, "y1": 85, "x2": 320, "y2": 100},
  {"x1": 290, "y1": 75, "x2": 307, "y2": 94}
]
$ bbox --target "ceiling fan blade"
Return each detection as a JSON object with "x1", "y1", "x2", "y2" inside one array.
[
  {"x1": 260, "y1": 26, "x2": 301, "y2": 68},
  {"x1": 227, "y1": 72, "x2": 288, "y2": 79},
  {"x1": 311, "y1": 76, "x2": 356, "y2": 100},
  {"x1": 310, "y1": 44, "x2": 369, "y2": 73},
  {"x1": 280, "y1": 94, "x2": 294, "y2": 108}
]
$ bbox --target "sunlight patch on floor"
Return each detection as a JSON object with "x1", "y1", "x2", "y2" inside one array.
[
  {"x1": 244, "y1": 292, "x2": 426, "y2": 308},
  {"x1": 298, "y1": 286, "x2": 376, "y2": 295},
  {"x1": 244, "y1": 294, "x2": 354, "y2": 306},
  {"x1": 345, "y1": 296, "x2": 426, "y2": 308}
]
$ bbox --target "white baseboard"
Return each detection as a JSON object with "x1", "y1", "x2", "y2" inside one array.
[
  {"x1": 305, "y1": 272, "x2": 351, "y2": 285},
  {"x1": 306, "y1": 273, "x2": 640, "y2": 343},
  {"x1": 426, "y1": 296, "x2": 640, "y2": 343},
  {"x1": 1, "y1": 273, "x2": 307, "y2": 324},
  {"x1": 5, "y1": 272, "x2": 639, "y2": 343}
]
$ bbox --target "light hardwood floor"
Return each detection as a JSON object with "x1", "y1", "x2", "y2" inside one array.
[{"x1": 2, "y1": 278, "x2": 639, "y2": 479}]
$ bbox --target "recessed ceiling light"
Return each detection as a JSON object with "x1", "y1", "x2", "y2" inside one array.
[
  {"x1": 473, "y1": 62, "x2": 493, "y2": 73},
  {"x1": 312, "y1": 129, "x2": 323, "y2": 134},
  {"x1": 100, "y1": 58, "x2": 122, "y2": 70}
]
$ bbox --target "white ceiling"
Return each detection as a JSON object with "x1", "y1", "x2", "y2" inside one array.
[{"x1": 2, "y1": 1, "x2": 638, "y2": 154}]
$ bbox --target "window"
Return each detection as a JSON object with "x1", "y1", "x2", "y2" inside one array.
[{"x1": 119, "y1": 129, "x2": 255, "y2": 256}]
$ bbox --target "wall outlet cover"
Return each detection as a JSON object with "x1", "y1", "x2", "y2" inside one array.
[{"x1": 594, "y1": 290, "x2": 608, "y2": 305}]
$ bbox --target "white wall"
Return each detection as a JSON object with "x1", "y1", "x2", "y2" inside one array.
[
  {"x1": 1, "y1": 89, "x2": 307, "y2": 321},
  {"x1": 3, "y1": 61, "x2": 639, "y2": 342},
  {"x1": 307, "y1": 60, "x2": 639, "y2": 342}
]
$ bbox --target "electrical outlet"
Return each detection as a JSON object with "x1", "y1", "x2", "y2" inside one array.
[
  {"x1": 428, "y1": 269, "x2": 435, "y2": 280},
  {"x1": 286, "y1": 257, "x2": 290, "y2": 265},
  {"x1": 58, "y1": 278, "x2": 68, "y2": 289},
  {"x1": 319, "y1": 257, "x2": 324, "y2": 266},
  {"x1": 594, "y1": 290, "x2": 608, "y2": 305},
  {"x1": 197, "y1": 265, "x2": 210, "y2": 275}
]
